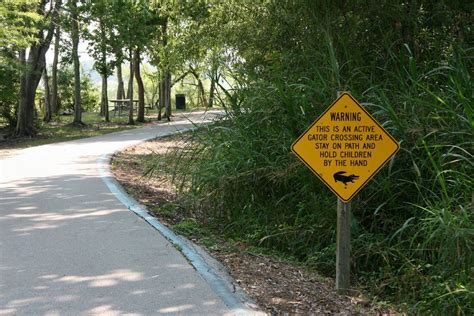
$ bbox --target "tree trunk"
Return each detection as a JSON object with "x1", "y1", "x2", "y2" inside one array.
[
  {"x1": 43, "y1": 68, "x2": 52, "y2": 122},
  {"x1": 158, "y1": 72, "x2": 171, "y2": 121},
  {"x1": 116, "y1": 63, "x2": 125, "y2": 100},
  {"x1": 134, "y1": 48, "x2": 145, "y2": 123},
  {"x1": 71, "y1": 0, "x2": 82, "y2": 125},
  {"x1": 99, "y1": 81, "x2": 106, "y2": 116},
  {"x1": 51, "y1": 25, "x2": 60, "y2": 115},
  {"x1": 101, "y1": 74, "x2": 109, "y2": 122},
  {"x1": 116, "y1": 62, "x2": 125, "y2": 114},
  {"x1": 16, "y1": 51, "x2": 44, "y2": 136},
  {"x1": 127, "y1": 48, "x2": 134, "y2": 125},
  {"x1": 165, "y1": 72, "x2": 171, "y2": 120},
  {"x1": 197, "y1": 77, "x2": 207, "y2": 107},
  {"x1": 160, "y1": 20, "x2": 171, "y2": 121},
  {"x1": 99, "y1": 21, "x2": 109, "y2": 121},
  {"x1": 126, "y1": 71, "x2": 133, "y2": 99},
  {"x1": 190, "y1": 68, "x2": 207, "y2": 107},
  {"x1": 158, "y1": 78, "x2": 163, "y2": 121},
  {"x1": 15, "y1": 0, "x2": 62, "y2": 137},
  {"x1": 208, "y1": 62, "x2": 218, "y2": 108},
  {"x1": 208, "y1": 78, "x2": 216, "y2": 108}
]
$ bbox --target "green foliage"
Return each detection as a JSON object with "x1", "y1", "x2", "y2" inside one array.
[
  {"x1": 142, "y1": 65, "x2": 160, "y2": 106},
  {"x1": 172, "y1": 218, "x2": 203, "y2": 237},
  {"x1": 80, "y1": 74, "x2": 100, "y2": 112},
  {"x1": 83, "y1": 0, "x2": 116, "y2": 77},
  {"x1": 0, "y1": 59, "x2": 20, "y2": 127},
  {"x1": 0, "y1": 0, "x2": 41, "y2": 128},
  {"x1": 0, "y1": 0, "x2": 42, "y2": 49},
  {"x1": 158, "y1": 1, "x2": 473, "y2": 313},
  {"x1": 56, "y1": 65, "x2": 99, "y2": 112},
  {"x1": 151, "y1": 202, "x2": 179, "y2": 217}
]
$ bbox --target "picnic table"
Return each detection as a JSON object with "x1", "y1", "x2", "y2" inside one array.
[{"x1": 109, "y1": 99, "x2": 138, "y2": 116}]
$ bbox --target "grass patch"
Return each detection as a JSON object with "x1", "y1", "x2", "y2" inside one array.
[
  {"x1": 0, "y1": 112, "x2": 145, "y2": 150},
  {"x1": 150, "y1": 202, "x2": 179, "y2": 217},
  {"x1": 172, "y1": 218, "x2": 204, "y2": 237}
]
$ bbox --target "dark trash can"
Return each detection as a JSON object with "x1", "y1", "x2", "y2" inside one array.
[{"x1": 176, "y1": 94, "x2": 186, "y2": 110}]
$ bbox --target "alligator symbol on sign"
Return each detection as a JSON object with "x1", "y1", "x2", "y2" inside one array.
[{"x1": 333, "y1": 171, "x2": 359, "y2": 185}]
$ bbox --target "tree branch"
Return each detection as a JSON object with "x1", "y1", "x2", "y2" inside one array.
[{"x1": 171, "y1": 71, "x2": 190, "y2": 87}]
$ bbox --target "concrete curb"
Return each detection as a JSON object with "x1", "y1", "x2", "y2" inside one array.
[{"x1": 97, "y1": 130, "x2": 263, "y2": 315}]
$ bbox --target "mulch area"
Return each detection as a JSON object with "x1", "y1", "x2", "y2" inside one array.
[{"x1": 111, "y1": 135, "x2": 392, "y2": 315}]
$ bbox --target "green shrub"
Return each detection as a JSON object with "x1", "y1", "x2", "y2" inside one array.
[
  {"x1": 0, "y1": 56, "x2": 20, "y2": 127},
  {"x1": 171, "y1": 53, "x2": 471, "y2": 315},
  {"x1": 151, "y1": 2, "x2": 473, "y2": 313}
]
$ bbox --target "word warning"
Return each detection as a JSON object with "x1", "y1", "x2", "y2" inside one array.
[{"x1": 292, "y1": 92, "x2": 400, "y2": 202}]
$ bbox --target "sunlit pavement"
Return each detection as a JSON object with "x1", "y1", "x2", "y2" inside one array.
[{"x1": 0, "y1": 111, "x2": 251, "y2": 315}]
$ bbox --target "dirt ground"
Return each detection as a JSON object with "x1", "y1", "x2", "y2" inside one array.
[{"x1": 111, "y1": 134, "x2": 392, "y2": 315}]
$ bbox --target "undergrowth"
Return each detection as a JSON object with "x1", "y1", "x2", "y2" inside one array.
[
  {"x1": 161, "y1": 49, "x2": 473, "y2": 314},
  {"x1": 148, "y1": 3, "x2": 473, "y2": 313}
]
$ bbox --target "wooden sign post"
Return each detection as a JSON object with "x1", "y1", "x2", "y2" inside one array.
[
  {"x1": 291, "y1": 92, "x2": 400, "y2": 294},
  {"x1": 336, "y1": 198, "x2": 351, "y2": 293}
]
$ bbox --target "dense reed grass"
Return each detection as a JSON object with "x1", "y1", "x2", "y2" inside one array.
[{"x1": 159, "y1": 43, "x2": 473, "y2": 313}]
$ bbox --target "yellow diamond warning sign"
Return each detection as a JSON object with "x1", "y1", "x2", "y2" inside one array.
[{"x1": 291, "y1": 92, "x2": 400, "y2": 202}]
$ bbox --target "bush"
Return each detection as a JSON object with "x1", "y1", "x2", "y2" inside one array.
[
  {"x1": 176, "y1": 46, "x2": 472, "y2": 315},
  {"x1": 0, "y1": 56, "x2": 20, "y2": 127},
  {"x1": 152, "y1": 2, "x2": 473, "y2": 313},
  {"x1": 57, "y1": 65, "x2": 99, "y2": 113}
]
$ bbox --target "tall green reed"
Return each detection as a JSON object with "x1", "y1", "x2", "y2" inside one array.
[{"x1": 151, "y1": 34, "x2": 473, "y2": 315}]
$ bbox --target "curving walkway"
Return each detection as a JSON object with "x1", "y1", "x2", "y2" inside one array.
[{"x1": 0, "y1": 111, "x2": 254, "y2": 315}]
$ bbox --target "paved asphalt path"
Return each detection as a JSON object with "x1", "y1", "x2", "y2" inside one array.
[{"x1": 0, "y1": 111, "x2": 252, "y2": 315}]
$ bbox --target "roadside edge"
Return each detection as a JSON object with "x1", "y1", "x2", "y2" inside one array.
[{"x1": 97, "y1": 135, "x2": 263, "y2": 315}]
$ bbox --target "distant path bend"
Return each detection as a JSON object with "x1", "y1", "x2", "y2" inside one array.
[{"x1": 0, "y1": 111, "x2": 253, "y2": 315}]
